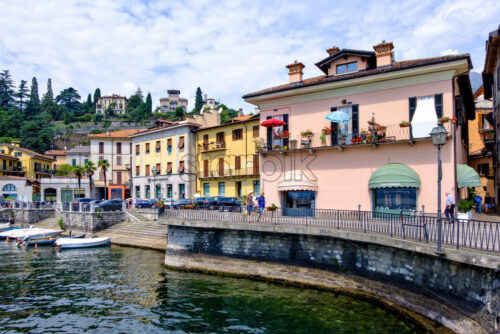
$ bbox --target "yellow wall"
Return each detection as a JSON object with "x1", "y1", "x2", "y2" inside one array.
[
  {"x1": 468, "y1": 111, "x2": 493, "y2": 154},
  {"x1": 195, "y1": 119, "x2": 260, "y2": 198},
  {"x1": 0, "y1": 144, "x2": 53, "y2": 179},
  {"x1": 98, "y1": 97, "x2": 127, "y2": 115},
  {"x1": 0, "y1": 156, "x2": 21, "y2": 177}
]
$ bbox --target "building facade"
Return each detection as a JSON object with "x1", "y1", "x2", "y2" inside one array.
[
  {"x1": 96, "y1": 95, "x2": 127, "y2": 115},
  {"x1": 65, "y1": 145, "x2": 90, "y2": 167},
  {"x1": 0, "y1": 141, "x2": 54, "y2": 179},
  {"x1": 482, "y1": 24, "x2": 500, "y2": 210},
  {"x1": 130, "y1": 121, "x2": 198, "y2": 200},
  {"x1": 88, "y1": 129, "x2": 142, "y2": 199},
  {"x1": 0, "y1": 153, "x2": 23, "y2": 177},
  {"x1": 194, "y1": 115, "x2": 261, "y2": 198},
  {"x1": 44, "y1": 149, "x2": 67, "y2": 169},
  {"x1": 0, "y1": 176, "x2": 39, "y2": 201},
  {"x1": 159, "y1": 90, "x2": 188, "y2": 112},
  {"x1": 244, "y1": 42, "x2": 476, "y2": 215},
  {"x1": 41, "y1": 177, "x2": 91, "y2": 203}
]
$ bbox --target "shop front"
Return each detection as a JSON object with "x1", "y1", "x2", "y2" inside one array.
[{"x1": 278, "y1": 170, "x2": 317, "y2": 216}]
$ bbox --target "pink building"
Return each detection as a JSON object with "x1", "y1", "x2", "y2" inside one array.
[{"x1": 243, "y1": 42, "x2": 476, "y2": 215}]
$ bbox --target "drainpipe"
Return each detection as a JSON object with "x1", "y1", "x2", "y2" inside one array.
[{"x1": 243, "y1": 121, "x2": 248, "y2": 197}]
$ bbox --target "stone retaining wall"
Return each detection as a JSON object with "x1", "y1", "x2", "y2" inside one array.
[
  {"x1": 165, "y1": 220, "x2": 500, "y2": 334},
  {"x1": 7, "y1": 209, "x2": 56, "y2": 224},
  {"x1": 58, "y1": 211, "x2": 125, "y2": 231}
]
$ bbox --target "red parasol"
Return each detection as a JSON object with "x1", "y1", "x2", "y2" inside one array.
[{"x1": 260, "y1": 118, "x2": 286, "y2": 127}]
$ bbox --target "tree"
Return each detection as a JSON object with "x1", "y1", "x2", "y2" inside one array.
[
  {"x1": 135, "y1": 86, "x2": 144, "y2": 102},
  {"x1": 98, "y1": 159, "x2": 110, "y2": 199},
  {"x1": 84, "y1": 93, "x2": 93, "y2": 114},
  {"x1": 25, "y1": 77, "x2": 40, "y2": 118},
  {"x1": 84, "y1": 161, "x2": 96, "y2": 198},
  {"x1": 194, "y1": 87, "x2": 203, "y2": 113},
  {"x1": 41, "y1": 78, "x2": 58, "y2": 119},
  {"x1": 145, "y1": 92, "x2": 152, "y2": 115},
  {"x1": 56, "y1": 164, "x2": 76, "y2": 177},
  {"x1": 0, "y1": 70, "x2": 15, "y2": 110},
  {"x1": 174, "y1": 106, "x2": 185, "y2": 120},
  {"x1": 16, "y1": 80, "x2": 29, "y2": 113},
  {"x1": 105, "y1": 105, "x2": 114, "y2": 116},
  {"x1": 93, "y1": 88, "x2": 101, "y2": 109},
  {"x1": 56, "y1": 87, "x2": 81, "y2": 121},
  {"x1": 127, "y1": 94, "x2": 142, "y2": 112},
  {"x1": 20, "y1": 115, "x2": 54, "y2": 153}
]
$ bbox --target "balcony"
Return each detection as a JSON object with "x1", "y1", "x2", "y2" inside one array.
[
  {"x1": 34, "y1": 168, "x2": 55, "y2": 176},
  {"x1": 480, "y1": 128, "x2": 495, "y2": 144},
  {"x1": 256, "y1": 122, "x2": 452, "y2": 154},
  {"x1": 0, "y1": 166, "x2": 26, "y2": 175},
  {"x1": 198, "y1": 167, "x2": 259, "y2": 179},
  {"x1": 199, "y1": 141, "x2": 226, "y2": 152}
]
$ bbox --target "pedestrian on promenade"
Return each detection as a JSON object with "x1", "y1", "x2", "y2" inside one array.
[
  {"x1": 245, "y1": 191, "x2": 254, "y2": 221},
  {"x1": 474, "y1": 193, "x2": 482, "y2": 214},
  {"x1": 444, "y1": 192, "x2": 455, "y2": 220},
  {"x1": 256, "y1": 193, "x2": 266, "y2": 223},
  {"x1": 485, "y1": 192, "x2": 492, "y2": 213}
]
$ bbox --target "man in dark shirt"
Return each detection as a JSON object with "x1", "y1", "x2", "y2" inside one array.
[{"x1": 485, "y1": 192, "x2": 493, "y2": 213}]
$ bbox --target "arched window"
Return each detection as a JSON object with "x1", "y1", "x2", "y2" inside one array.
[{"x1": 2, "y1": 184, "x2": 16, "y2": 192}]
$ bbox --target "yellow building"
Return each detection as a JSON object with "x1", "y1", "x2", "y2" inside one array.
[
  {"x1": 195, "y1": 115, "x2": 260, "y2": 198},
  {"x1": 0, "y1": 153, "x2": 22, "y2": 177},
  {"x1": 96, "y1": 95, "x2": 127, "y2": 115},
  {"x1": 44, "y1": 149, "x2": 67, "y2": 168},
  {"x1": 0, "y1": 141, "x2": 54, "y2": 179}
]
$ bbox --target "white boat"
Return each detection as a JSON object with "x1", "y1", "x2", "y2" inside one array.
[
  {"x1": 54, "y1": 237, "x2": 111, "y2": 249},
  {"x1": 0, "y1": 227, "x2": 62, "y2": 240},
  {"x1": 0, "y1": 223, "x2": 12, "y2": 231}
]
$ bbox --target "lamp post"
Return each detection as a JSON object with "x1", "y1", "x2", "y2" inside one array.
[
  {"x1": 430, "y1": 123, "x2": 448, "y2": 254},
  {"x1": 152, "y1": 166, "x2": 157, "y2": 221}
]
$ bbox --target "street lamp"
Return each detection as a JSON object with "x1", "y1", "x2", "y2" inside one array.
[
  {"x1": 430, "y1": 123, "x2": 448, "y2": 254},
  {"x1": 152, "y1": 166, "x2": 157, "y2": 221}
]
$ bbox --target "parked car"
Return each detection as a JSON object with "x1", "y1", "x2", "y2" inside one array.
[
  {"x1": 163, "y1": 199, "x2": 176, "y2": 208},
  {"x1": 71, "y1": 198, "x2": 94, "y2": 211},
  {"x1": 172, "y1": 199, "x2": 194, "y2": 210},
  {"x1": 193, "y1": 196, "x2": 211, "y2": 209},
  {"x1": 133, "y1": 199, "x2": 154, "y2": 209},
  {"x1": 96, "y1": 199, "x2": 124, "y2": 211},
  {"x1": 206, "y1": 197, "x2": 243, "y2": 212}
]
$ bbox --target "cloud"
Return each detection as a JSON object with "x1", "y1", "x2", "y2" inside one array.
[
  {"x1": 440, "y1": 49, "x2": 460, "y2": 56},
  {"x1": 0, "y1": 0, "x2": 498, "y2": 112}
]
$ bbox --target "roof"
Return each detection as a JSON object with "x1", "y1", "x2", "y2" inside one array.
[
  {"x1": 230, "y1": 115, "x2": 253, "y2": 122},
  {"x1": 129, "y1": 121, "x2": 201, "y2": 138},
  {"x1": 315, "y1": 49, "x2": 376, "y2": 74},
  {"x1": 0, "y1": 153, "x2": 19, "y2": 161},
  {"x1": 99, "y1": 95, "x2": 127, "y2": 100},
  {"x1": 194, "y1": 114, "x2": 260, "y2": 132},
  {"x1": 88, "y1": 129, "x2": 145, "y2": 139},
  {"x1": 243, "y1": 54, "x2": 471, "y2": 99},
  {"x1": 45, "y1": 150, "x2": 66, "y2": 156},
  {"x1": 66, "y1": 146, "x2": 90, "y2": 154},
  {"x1": 0, "y1": 144, "x2": 55, "y2": 161},
  {"x1": 0, "y1": 176, "x2": 38, "y2": 183}
]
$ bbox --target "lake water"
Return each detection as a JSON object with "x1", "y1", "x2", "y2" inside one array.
[{"x1": 0, "y1": 243, "x2": 425, "y2": 333}]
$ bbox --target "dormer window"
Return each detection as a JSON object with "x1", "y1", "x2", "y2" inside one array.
[{"x1": 336, "y1": 62, "x2": 357, "y2": 74}]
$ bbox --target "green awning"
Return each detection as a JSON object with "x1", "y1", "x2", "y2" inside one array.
[
  {"x1": 457, "y1": 164, "x2": 481, "y2": 188},
  {"x1": 368, "y1": 163, "x2": 421, "y2": 189}
]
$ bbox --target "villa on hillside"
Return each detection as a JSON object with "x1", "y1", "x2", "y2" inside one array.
[{"x1": 244, "y1": 42, "x2": 476, "y2": 215}]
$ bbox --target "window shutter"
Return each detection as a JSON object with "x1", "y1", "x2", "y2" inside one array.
[
  {"x1": 282, "y1": 114, "x2": 289, "y2": 148},
  {"x1": 455, "y1": 95, "x2": 463, "y2": 125},
  {"x1": 235, "y1": 156, "x2": 241, "y2": 170},
  {"x1": 352, "y1": 105, "x2": 359, "y2": 137},
  {"x1": 266, "y1": 116, "x2": 272, "y2": 150},
  {"x1": 409, "y1": 97, "x2": 417, "y2": 121},
  {"x1": 434, "y1": 94, "x2": 443, "y2": 118},
  {"x1": 330, "y1": 107, "x2": 338, "y2": 146}
]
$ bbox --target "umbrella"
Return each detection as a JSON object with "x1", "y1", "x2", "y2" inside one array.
[
  {"x1": 260, "y1": 118, "x2": 286, "y2": 127},
  {"x1": 326, "y1": 111, "x2": 351, "y2": 123}
]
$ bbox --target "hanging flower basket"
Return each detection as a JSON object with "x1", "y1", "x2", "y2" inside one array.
[
  {"x1": 399, "y1": 121, "x2": 410, "y2": 128},
  {"x1": 301, "y1": 130, "x2": 314, "y2": 137},
  {"x1": 451, "y1": 117, "x2": 457, "y2": 124},
  {"x1": 439, "y1": 117, "x2": 451, "y2": 124}
]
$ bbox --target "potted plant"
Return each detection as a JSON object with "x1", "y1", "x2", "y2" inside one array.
[
  {"x1": 399, "y1": 121, "x2": 410, "y2": 128},
  {"x1": 273, "y1": 144, "x2": 282, "y2": 151},
  {"x1": 322, "y1": 126, "x2": 332, "y2": 135},
  {"x1": 451, "y1": 117, "x2": 457, "y2": 124},
  {"x1": 457, "y1": 199, "x2": 474, "y2": 221},
  {"x1": 439, "y1": 116, "x2": 451, "y2": 124},
  {"x1": 301, "y1": 130, "x2": 314, "y2": 137},
  {"x1": 266, "y1": 203, "x2": 278, "y2": 212},
  {"x1": 320, "y1": 133, "x2": 327, "y2": 144},
  {"x1": 340, "y1": 133, "x2": 347, "y2": 145}
]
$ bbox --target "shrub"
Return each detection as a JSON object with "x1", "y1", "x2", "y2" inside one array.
[
  {"x1": 458, "y1": 199, "x2": 474, "y2": 213},
  {"x1": 57, "y1": 217, "x2": 64, "y2": 230}
]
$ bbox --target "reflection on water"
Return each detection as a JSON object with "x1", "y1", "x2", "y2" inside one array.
[{"x1": 0, "y1": 243, "x2": 424, "y2": 333}]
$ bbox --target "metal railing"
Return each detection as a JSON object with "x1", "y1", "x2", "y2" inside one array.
[
  {"x1": 198, "y1": 167, "x2": 259, "y2": 178},
  {"x1": 199, "y1": 142, "x2": 227, "y2": 152},
  {"x1": 55, "y1": 201, "x2": 127, "y2": 213},
  {"x1": 163, "y1": 207, "x2": 500, "y2": 253},
  {"x1": 6, "y1": 200, "x2": 55, "y2": 210}
]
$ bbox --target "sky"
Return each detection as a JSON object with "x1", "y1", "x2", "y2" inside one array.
[{"x1": 0, "y1": 0, "x2": 498, "y2": 113}]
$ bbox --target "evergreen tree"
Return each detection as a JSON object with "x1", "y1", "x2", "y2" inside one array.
[
  {"x1": 25, "y1": 77, "x2": 40, "y2": 118},
  {"x1": 127, "y1": 94, "x2": 142, "y2": 112},
  {"x1": 20, "y1": 114, "x2": 54, "y2": 153},
  {"x1": 16, "y1": 80, "x2": 29, "y2": 113},
  {"x1": 93, "y1": 88, "x2": 101, "y2": 109},
  {"x1": 41, "y1": 79, "x2": 59, "y2": 120},
  {"x1": 85, "y1": 93, "x2": 93, "y2": 113},
  {"x1": 174, "y1": 106, "x2": 185, "y2": 120},
  {"x1": 194, "y1": 87, "x2": 203, "y2": 113},
  {"x1": 145, "y1": 92, "x2": 152, "y2": 114},
  {"x1": 135, "y1": 86, "x2": 144, "y2": 102},
  {"x1": 0, "y1": 70, "x2": 15, "y2": 110},
  {"x1": 56, "y1": 87, "x2": 81, "y2": 122},
  {"x1": 45, "y1": 78, "x2": 54, "y2": 101}
]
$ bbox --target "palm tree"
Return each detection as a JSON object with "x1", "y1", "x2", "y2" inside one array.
[
  {"x1": 84, "y1": 161, "x2": 97, "y2": 199},
  {"x1": 72, "y1": 165, "x2": 85, "y2": 189},
  {"x1": 98, "y1": 159, "x2": 110, "y2": 200}
]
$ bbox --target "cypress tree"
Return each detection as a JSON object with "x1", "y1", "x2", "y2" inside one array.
[
  {"x1": 145, "y1": 92, "x2": 152, "y2": 114},
  {"x1": 194, "y1": 87, "x2": 203, "y2": 113},
  {"x1": 135, "y1": 86, "x2": 144, "y2": 102},
  {"x1": 45, "y1": 78, "x2": 54, "y2": 102},
  {"x1": 16, "y1": 80, "x2": 29, "y2": 113},
  {"x1": 93, "y1": 88, "x2": 101, "y2": 108},
  {"x1": 26, "y1": 76, "x2": 40, "y2": 118},
  {"x1": 0, "y1": 70, "x2": 15, "y2": 110}
]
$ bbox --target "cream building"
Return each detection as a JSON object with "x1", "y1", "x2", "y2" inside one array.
[
  {"x1": 96, "y1": 95, "x2": 127, "y2": 115},
  {"x1": 159, "y1": 90, "x2": 188, "y2": 112}
]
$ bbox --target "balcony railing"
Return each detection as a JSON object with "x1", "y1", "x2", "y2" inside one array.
[
  {"x1": 34, "y1": 168, "x2": 55, "y2": 175},
  {"x1": 0, "y1": 166, "x2": 26, "y2": 173},
  {"x1": 199, "y1": 141, "x2": 226, "y2": 152},
  {"x1": 256, "y1": 122, "x2": 451, "y2": 153},
  {"x1": 198, "y1": 167, "x2": 259, "y2": 178},
  {"x1": 480, "y1": 128, "x2": 495, "y2": 143}
]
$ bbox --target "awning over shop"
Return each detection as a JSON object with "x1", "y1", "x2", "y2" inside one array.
[
  {"x1": 368, "y1": 163, "x2": 421, "y2": 189},
  {"x1": 278, "y1": 170, "x2": 318, "y2": 191},
  {"x1": 457, "y1": 164, "x2": 481, "y2": 188}
]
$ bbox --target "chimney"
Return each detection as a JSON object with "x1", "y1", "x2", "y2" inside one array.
[
  {"x1": 286, "y1": 61, "x2": 305, "y2": 83},
  {"x1": 373, "y1": 41, "x2": 394, "y2": 68},
  {"x1": 326, "y1": 46, "x2": 340, "y2": 55},
  {"x1": 10, "y1": 140, "x2": 20, "y2": 147},
  {"x1": 237, "y1": 108, "x2": 243, "y2": 117},
  {"x1": 106, "y1": 130, "x2": 110, "y2": 137}
]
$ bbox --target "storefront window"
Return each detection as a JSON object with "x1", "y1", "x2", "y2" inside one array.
[
  {"x1": 167, "y1": 184, "x2": 172, "y2": 198},
  {"x1": 155, "y1": 184, "x2": 161, "y2": 198},
  {"x1": 135, "y1": 186, "x2": 140, "y2": 198},
  {"x1": 203, "y1": 183, "x2": 210, "y2": 196},
  {"x1": 374, "y1": 188, "x2": 417, "y2": 211},
  {"x1": 283, "y1": 190, "x2": 315, "y2": 216}
]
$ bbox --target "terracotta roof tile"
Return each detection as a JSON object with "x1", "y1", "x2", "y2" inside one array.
[
  {"x1": 45, "y1": 150, "x2": 66, "y2": 156},
  {"x1": 230, "y1": 115, "x2": 253, "y2": 122},
  {"x1": 0, "y1": 153, "x2": 19, "y2": 160},
  {"x1": 0, "y1": 144, "x2": 54, "y2": 161},
  {"x1": 88, "y1": 129, "x2": 146, "y2": 139}
]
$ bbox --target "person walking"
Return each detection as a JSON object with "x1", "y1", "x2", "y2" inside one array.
[
  {"x1": 474, "y1": 193, "x2": 483, "y2": 214},
  {"x1": 485, "y1": 192, "x2": 492, "y2": 213},
  {"x1": 245, "y1": 191, "x2": 254, "y2": 221},
  {"x1": 444, "y1": 192, "x2": 455, "y2": 220},
  {"x1": 256, "y1": 193, "x2": 266, "y2": 222}
]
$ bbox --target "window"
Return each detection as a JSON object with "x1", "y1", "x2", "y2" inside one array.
[
  {"x1": 156, "y1": 163, "x2": 161, "y2": 174},
  {"x1": 136, "y1": 166, "x2": 140, "y2": 176},
  {"x1": 136, "y1": 144, "x2": 140, "y2": 155},
  {"x1": 99, "y1": 171, "x2": 104, "y2": 181},
  {"x1": 74, "y1": 188, "x2": 85, "y2": 199},
  {"x1": 99, "y1": 142, "x2": 104, "y2": 154},
  {"x1": 179, "y1": 184, "x2": 185, "y2": 199},
  {"x1": 478, "y1": 163, "x2": 489, "y2": 176},
  {"x1": 235, "y1": 156, "x2": 241, "y2": 170},
  {"x1": 253, "y1": 125, "x2": 259, "y2": 138},
  {"x1": 145, "y1": 143, "x2": 150, "y2": 154},
  {"x1": 203, "y1": 183, "x2": 210, "y2": 196},
  {"x1": 253, "y1": 180, "x2": 260, "y2": 196},
  {"x1": 283, "y1": 191, "x2": 316, "y2": 216},
  {"x1": 155, "y1": 184, "x2": 161, "y2": 198},
  {"x1": 72, "y1": 159, "x2": 76, "y2": 167},
  {"x1": 166, "y1": 162, "x2": 172, "y2": 174},
  {"x1": 2, "y1": 184, "x2": 16, "y2": 192},
  {"x1": 145, "y1": 165, "x2": 150, "y2": 176},
  {"x1": 178, "y1": 136, "x2": 185, "y2": 149},
  {"x1": 218, "y1": 182, "x2": 225, "y2": 196},
  {"x1": 167, "y1": 139, "x2": 172, "y2": 154},
  {"x1": 99, "y1": 156, "x2": 104, "y2": 161},
  {"x1": 116, "y1": 156, "x2": 122, "y2": 166},
  {"x1": 116, "y1": 142, "x2": 122, "y2": 154},
  {"x1": 374, "y1": 188, "x2": 417, "y2": 211},
  {"x1": 178, "y1": 160, "x2": 185, "y2": 173},
  {"x1": 116, "y1": 171, "x2": 122, "y2": 184},
  {"x1": 268, "y1": 114, "x2": 289, "y2": 150},
  {"x1": 167, "y1": 184, "x2": 172, "y2": 197},
  {"x1": 155, "y1": 141, "x2": 161, "y2": 153},
  {"x1": 336, "y1": 62, "x2": 357, "y2": 74},
  {"x1": 203, "y1": 159, "x2": 209, "y2": 177},
  {"x1": 84, "y1": 158, "x2": 88, "y2": 164},
  {"x1": 232, "y1": 129, "x2": 243, "y2": 140},
  {"x1": 145, "y1": 185, "x2": 150, "y2": 199}
]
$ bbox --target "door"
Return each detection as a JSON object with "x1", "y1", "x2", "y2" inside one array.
[
  {"x1": 203, "y1": 160, "x2": 209, "y2": 177},
  {"x1": 116, "y1": 172, "x2": 122, "y2": 185},
  {"x1": 236, "y1": 181, "x2": 242, "y2": 197},
  {"x1": 179, "y1": 184, "x2": 185, "y2": 199},
  {"x1": 253, "y1": 155, "x2": 259, "y2": 175},
  {"x1": 218, "y1": 158, "x2": 224, "y2": 176}
]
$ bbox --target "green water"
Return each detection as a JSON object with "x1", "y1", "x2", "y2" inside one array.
[{"x1": 0, "y1": 243, "x2": 424, "y2": 333}]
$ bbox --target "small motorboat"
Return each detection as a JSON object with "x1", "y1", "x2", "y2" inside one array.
[
  {"x1": 70, "y1": 233, "x2": 86, "y2": 239},
  {"x1": 54, "y1": 237, "x2": 110, "y2": 249},
  {"x1": 21, "y1": 235, "x2": 58, "y2": 247},
  {"x1": 0, "y1": 223, "x2": 12, "y2": 231},
  {"x1": 1, "y1": 227, "x2": 62, "y2": 241}
]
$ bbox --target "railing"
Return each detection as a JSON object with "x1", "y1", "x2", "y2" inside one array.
[
  {"x1": 256, "y1": 122, "x2": 451, "y2": 153},
  {"x1": 0, "y1": 166, "x2": 26, "y2": 173},
  {"x1": 6, "y1": 200, "x2": 55, "y2": 210},
  {"x1": 481, "y1": 129, "x2": 495, "y2": 143},
  {"x1": 34, "y1": 168, "x2": 55, "y2": 175},
  {"x1": 55, "y1": 201, "x2": 127, "y2": 213},
  {"x1": 198, "y1": 167, "x2": 259, "y2": 178},
  {"x1": 199, "y1": 141, "x2": 227, "y2": 152},
  {"x1": 163, "y1": 207, "x2": 500, "y2": 253}
]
